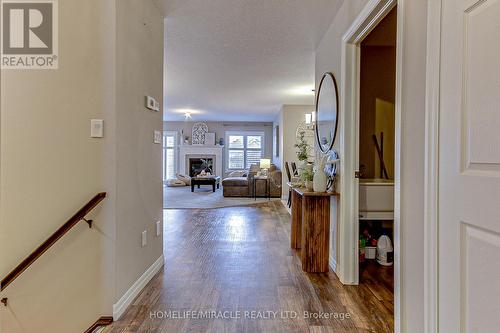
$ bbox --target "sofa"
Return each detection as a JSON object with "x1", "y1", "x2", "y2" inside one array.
[{"x1": 222, "y1": 164, "x2": 282, "y2": 198}]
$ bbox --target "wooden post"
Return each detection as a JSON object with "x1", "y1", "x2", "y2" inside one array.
[
  {"x1": 301, "y1": 196, "x2": 331, "y2": 272},
  {"x1": 291, "y1": 190, "x2": 302, "y2": 249}
]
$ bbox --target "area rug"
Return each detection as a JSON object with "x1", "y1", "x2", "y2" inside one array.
[{"x1": 163, "y1": 185, "x2": 280, "y2": 209}]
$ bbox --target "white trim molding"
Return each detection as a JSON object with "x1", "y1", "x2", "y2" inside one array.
[
  {"x1": 424, "y1": 0, "x2": 442, "y2": 332},
  {"x1": 179, "y1": 145, "x2": 224, "y2": 177},
  {"x1": 113, "y1": 255, "x2": 165, "y2": 320},
  {"x1": 329, "y1": 256, "x2": 337, "y2": 273},
  {"x1": 339, "y1": 0, "x2": 398, "y2": 282},
  {"x1": 340, "y1": 0, "x2": 402, "y2": 332}
]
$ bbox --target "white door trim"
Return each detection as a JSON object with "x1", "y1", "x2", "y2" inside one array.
[
  {"x1": 424, "y1": 0, "x2": 442, "y2": 332},
  {"x1": 339, "y1": 0, "x2": 402, "y2": 331}
]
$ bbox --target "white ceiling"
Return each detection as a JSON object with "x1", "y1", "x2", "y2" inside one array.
[{"x1": 157, "y1": 0, "x2": 343, "y2": 122}]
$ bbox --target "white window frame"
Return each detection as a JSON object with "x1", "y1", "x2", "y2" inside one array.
[
  {"x1": 225, "y1": 131, "x2": 265, "y2": 171},
  {"x1": 163, "y1": 131, "x2": 178, "y2": 181}
]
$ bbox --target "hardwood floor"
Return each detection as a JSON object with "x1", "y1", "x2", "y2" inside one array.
[{"x1": 106, "y1": 202, "x2": 393, "y2": 332}]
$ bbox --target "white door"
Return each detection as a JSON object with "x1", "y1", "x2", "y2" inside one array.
[{"x1": 439, "y1": 0, "x2": 500, "y2": 331}]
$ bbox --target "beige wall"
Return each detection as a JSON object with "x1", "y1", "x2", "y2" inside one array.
[
  {"x1": 114, "y1": 0, "x2": 164, "y2": 301},
  {"x1": 0, "y1": 0, "x2": 163, "y2": 331},
  {"x1": 315, "y1": 1, "x2": 427, "y2": 332},
  {"x1": 163, "y1": 121, "x2": 273, "y2": 177},
  {"x1": 360, "y1": 46, "x2": 396, "y2": 179},
  {"x1": 274, "y1": 105, "x2": 315, "y2": 198}
]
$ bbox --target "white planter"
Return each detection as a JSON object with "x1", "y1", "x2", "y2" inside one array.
[{"x1": 313, "y1": 170, "x2": 327, "y2": 192}]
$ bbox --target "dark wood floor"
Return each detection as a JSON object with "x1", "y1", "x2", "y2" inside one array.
[{"x1": 106, "y1": 202, "x2": 393, "y2": 333}]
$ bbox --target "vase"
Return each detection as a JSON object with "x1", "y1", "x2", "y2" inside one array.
[
  {"x1": 313, "y1": 170, "x2": 327, "y2": 192},
  {"x1": 305, "y1": 180, "x2": 314, "y2": 191}
]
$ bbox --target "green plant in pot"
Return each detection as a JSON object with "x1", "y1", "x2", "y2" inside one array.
[
  {"x1": 294, "y1": 130, "x2": 310, "y2": 170},
  {"x1": 301, "y1": 166, "x2": 315, "y2": 191}
]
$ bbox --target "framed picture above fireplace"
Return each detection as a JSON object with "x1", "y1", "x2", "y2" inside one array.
[{"x1": 192, "y1": 122, "x2": 209, "y2": 145}]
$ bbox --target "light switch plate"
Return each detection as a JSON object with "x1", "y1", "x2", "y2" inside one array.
[
  {"x1": 90, "y1": 119, "x2": 104, "y2": 138},
  {"x1": 141, "y1": 230, "x2": 147, "y2": 247},
  {"x1": 156, "y1": 221, "x2": 161, "y2": 236},
  {"x1": 146, "y1": 96, "x2": 160, "y2": 111}
]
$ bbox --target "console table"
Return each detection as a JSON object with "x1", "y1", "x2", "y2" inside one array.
[{"x1": 289, "y1": 185, "x2": 339, "y2": 273}]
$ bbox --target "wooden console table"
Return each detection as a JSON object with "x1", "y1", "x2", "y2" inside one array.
[{"x1": 289, "y1": 185, "x2": 339, "y2": 273}]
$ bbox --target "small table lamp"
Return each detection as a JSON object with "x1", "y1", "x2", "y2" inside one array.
[{"x1": 260, "y1": 158, "x2": 271, "y2": 176}]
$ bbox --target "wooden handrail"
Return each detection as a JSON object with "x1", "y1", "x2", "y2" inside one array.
[
  {"x1": 0, "y1": 192, "x2": 106, "y2": 292},
  {"x1": 84, "y1": 316, "x2": 113, "y2": 333}
]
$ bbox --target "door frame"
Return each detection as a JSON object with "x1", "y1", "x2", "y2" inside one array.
[
  {"x1": 423, "y1": 0, "x2": 442, "y2": 332},
  {"x1": 339, "y1": 0, "x2": 403, "y2": 330}
]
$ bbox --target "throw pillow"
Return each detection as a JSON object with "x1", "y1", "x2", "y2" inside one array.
[
  {"x1": 166, "y1": 179, "x2": 186, "y2": 187},
  {"x1": 177, "y1": 174, "x2": 191, "y2": 185},
  {"x1": 228, "y1": 170, "x2": 245, "y2": 178}
]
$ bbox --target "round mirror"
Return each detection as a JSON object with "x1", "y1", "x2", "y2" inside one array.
[{"x1": 315, "y1": 72, "x2": 339, "y2": 153}]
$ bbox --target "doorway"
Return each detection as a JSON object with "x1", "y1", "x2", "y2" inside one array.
[
  {"x1": 357, "y1": 6, "x2": 397, "y2": 305},
  {"x1": 339, "y1": 0, "x2": 401, "y2": 329}
]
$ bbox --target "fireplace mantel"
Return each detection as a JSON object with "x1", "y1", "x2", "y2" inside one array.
[{"x1": 179, "y1": 145, "x2": 224, "y2": 177}]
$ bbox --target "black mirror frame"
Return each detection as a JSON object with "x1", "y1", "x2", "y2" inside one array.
[{"x1": 315, "y1": 72, "x2": 340, "y2": 154}]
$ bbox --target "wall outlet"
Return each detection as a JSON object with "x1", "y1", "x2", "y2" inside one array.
[
  {"x1": 156, "y1": 221, "x2": 161, "y2": 237},
  {"x1": 90, "y1": 119, "x2": 104, "y2": 138},
  {"x1": 141, "y1": 230, "x2": 147, "y2": 247}
]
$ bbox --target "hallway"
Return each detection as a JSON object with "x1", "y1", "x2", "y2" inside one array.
[{"x1": 108, "y1": 202, "x2": 393, "y2": 332}]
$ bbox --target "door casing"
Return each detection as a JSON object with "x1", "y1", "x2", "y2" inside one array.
[{"x1": 339, "y1": 0, "x2": 403, "y2": 332}]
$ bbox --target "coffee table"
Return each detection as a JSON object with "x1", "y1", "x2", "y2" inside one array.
[{"x1": 191, "y1": 176, "x2": 221, "y2": 192}]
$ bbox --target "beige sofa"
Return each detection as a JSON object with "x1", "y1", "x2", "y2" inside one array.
[{"x1": 222, "y1": 164, "x2": 282, "y2": 198}]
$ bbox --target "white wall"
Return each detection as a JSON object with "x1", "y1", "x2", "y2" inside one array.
[
  {"x1": 163, "y1": 121, "x2": 273, "y2": 177},
  {"x1": 396, "y1": 1, "x2": 427, "y2": 331},
  {"x1": 315, "y1": 1, "x2": 427, "y2": 332},
  {"x1": 0, "y1": 0, "x2": 164, "y2": 331}
]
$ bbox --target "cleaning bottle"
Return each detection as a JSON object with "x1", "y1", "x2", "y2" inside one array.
[
  {"x1": 376, "y1": 233, "x2": 393, "y2": 266},
  {"x1": 359, "y1": 237, "x2": 366, "y2": 263}
]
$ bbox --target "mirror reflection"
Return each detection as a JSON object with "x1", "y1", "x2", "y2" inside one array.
[{"x1": 315, "y1": 73, "x2": 339, "y2": 153}]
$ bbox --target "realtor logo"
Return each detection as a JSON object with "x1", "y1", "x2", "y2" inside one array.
[{"x1": 1, "y1": 0, "x2": 58, "y2": 69}]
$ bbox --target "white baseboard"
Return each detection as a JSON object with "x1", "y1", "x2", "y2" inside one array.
[{"x1": 113, "y1": 254, "x2": 164, "y2": 320}]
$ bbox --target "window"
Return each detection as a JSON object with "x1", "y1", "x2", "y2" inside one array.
[
  {"x1": 163, "y1": 131, "x2": 177, "y2": 181},
  {"x1": 226, "y1": 131, "x2": 265, "y2": 170}
]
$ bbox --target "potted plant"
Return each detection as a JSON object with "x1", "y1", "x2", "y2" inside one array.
[
  {"x1": 301, "y1": 166, "x2": 314, "y2": 191},
  {"x1": 294, "y1": 130, "x2": 310, "y2": 169}
]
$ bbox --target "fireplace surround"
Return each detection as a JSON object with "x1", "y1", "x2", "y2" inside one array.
[{"x1": 178, "y1": 145, "x2": 223, "y2": 177}]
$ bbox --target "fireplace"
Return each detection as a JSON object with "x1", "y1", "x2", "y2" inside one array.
[
  {"x1": 189, "y1": 157, "x2": 214, "y2": 177},
  {"x1": 179, "y1": 146, "x2": 223, "y2": 178}
]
